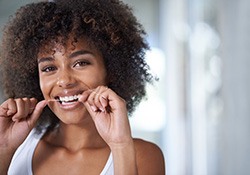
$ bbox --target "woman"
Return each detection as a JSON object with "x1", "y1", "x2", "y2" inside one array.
[{"x1": 0, "y1": 0, "x2": 165, "y2": 174}]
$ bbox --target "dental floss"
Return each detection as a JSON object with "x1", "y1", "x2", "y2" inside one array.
[
  {"x1": 47, "y1": 86, "x2": 108, "y2": 103},
  {"x1": 0, "y1": 90, "x2": 108, "y2": 115},
  {"x1": 48, "y1": 87, "x2": 109, "y2": 113},
  {"x1": 0, "y1": 88, "x2": 107, "y2": 111},
  {"x1": 46, "y1": 99, "x2": 60, "y2": 102}
]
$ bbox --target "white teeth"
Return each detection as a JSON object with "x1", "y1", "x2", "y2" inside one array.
[{"x1": 59, "y1": 94, "x2": 81, "y2": 102}]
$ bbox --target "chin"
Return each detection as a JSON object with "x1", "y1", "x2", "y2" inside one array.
[{"x1": 54, "y1": 109, "x2": 90, "y2": 125}]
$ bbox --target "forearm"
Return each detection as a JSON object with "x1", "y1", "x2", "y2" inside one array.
[
  {"x1": 111, "y1": 139, "x2": 138, "y2": 175},
  {"x1": 0, "y1": 148, "x2": 15, "y2": 175}
]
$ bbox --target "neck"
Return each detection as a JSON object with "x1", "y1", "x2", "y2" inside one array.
[{"x1": 46, "y1": 118, "x2": 107, "y2": 152}]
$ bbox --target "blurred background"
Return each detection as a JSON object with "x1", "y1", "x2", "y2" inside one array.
[{"x1": 1, "y1": 0, "x2": 250, "y2": 174}]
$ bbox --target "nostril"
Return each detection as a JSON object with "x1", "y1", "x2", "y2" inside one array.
[{"x1": 56, "y1": 76, "x2": 76, "y2": 88}]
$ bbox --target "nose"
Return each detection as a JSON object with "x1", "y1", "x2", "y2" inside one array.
[{"x1": 56, "y1": 70, "x2": 76, "y2": 88}]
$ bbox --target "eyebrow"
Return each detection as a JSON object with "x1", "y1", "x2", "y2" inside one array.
[
  {"x1": 38, "y1": 57, "x2": 55, "y2": 64},
  {"x1": 38, "y1": 50, "x2": 94, "y2": 64},
  {"x1": 69, "y1": 50, "x2": 94, "y2": 58}
]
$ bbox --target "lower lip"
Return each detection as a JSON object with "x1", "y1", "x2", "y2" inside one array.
[{"x1": 58, "y1": 100, "x2": 83, "y2": 110}]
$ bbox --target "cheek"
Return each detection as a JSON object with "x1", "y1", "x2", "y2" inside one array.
[
  {"x1": 39, "y1": 75, "x2": 53, "y2": 98},
  {"x1": 97, "y1": 66, "x2": 107, "y2": 83},
  {"x1": 81, "y1": 67, "x2": 107, "y2": 85},
  {"x1": 39, "y1": 78, "x2": 47, "y2": 97},
  {"x1": 92, "y1": 70, "x2": 107, "y2": 86}
]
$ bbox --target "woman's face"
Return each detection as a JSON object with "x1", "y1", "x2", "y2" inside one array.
[{"x1": 38, "y1": 37, "x2": 107, "y2": 124}]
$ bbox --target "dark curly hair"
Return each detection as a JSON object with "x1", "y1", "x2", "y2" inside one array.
[{"x1": 0, "y1": 0, "x2": 154, "y2": 132}]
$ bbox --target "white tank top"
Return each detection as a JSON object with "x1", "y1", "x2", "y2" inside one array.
[{"x1": 8, "y1": 129, "x2": 114, "y2": 175}]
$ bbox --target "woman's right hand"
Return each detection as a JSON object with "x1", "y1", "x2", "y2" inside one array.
[{"x1": 0, "y1": 98, "x2": 47, "y2": 152}]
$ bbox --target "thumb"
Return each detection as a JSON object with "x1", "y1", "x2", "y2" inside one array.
[
  {"x1": 28, "y1": 100, "x2": 47, "y2": 128},
  {"x1": 79, "y1": 92, "x2": 98, "y2": 121},
  {"x1": 82, "y1": 101, "x2": 99, "y2": 121}
]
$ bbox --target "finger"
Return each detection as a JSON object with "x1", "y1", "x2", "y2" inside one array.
[
  {"x1": 79, "y1": 87, "x2": 108, "y2": 113},
  {"x1": 100, "y1": 96, "x2": 108, "y2": 110},
  {"x1": 12, "y1": 98, "x2": 26, "y2": 121},
  {"x1": 92, "y1": 88, "x2": 106, "y2": 112},
  {"x1": 98, "y1": 86, "x2": 109, "y2": 108},
  {"x1": 2, "y1": 98, "x2": 17, "y2": 116},
  {"x1": 12, "y1": 98, "x2": 37, "y2": 122},
  {"x1": 92, "y1": 86, "x2": 110, "y2": 111},
  {"x1": 87, "y1": 89, "x2": 97, "y2": 107},
  {"x1": 81, "y1": 94, "x2": 104, "y2": 122},
  {"x1": 23, "y1": 98, "x2": 32, "y2": 115},
  {"x1": 79, "y1": 90, "x2": 91, "y2": 103},
  {"x1": 0, "y1": 106, "x2": 8, "y2": 117},
  {"x1": 96, "y1": 87, "x2": 110, "y2": 112},
  {"x1": 78, "y1": 90, "x2": 98, "y2": 112},
  {"x1": 82, "y1": 100, "x2": 99, "y2": 121},
  {"x1": 86, "y1": 90, "x2": 102, "y2": 112},
  {"x1": 29, "y1": 98, "x2": 38, "y2": 114},
  {"x1": 97, "y1": 87, "x2": 126, "y2": 113},
  {"x1": 27, "y1": 100, "x2": 47, "y2": 128}
]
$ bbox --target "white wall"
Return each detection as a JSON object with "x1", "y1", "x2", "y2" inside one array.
[{"x1": 218, "y1": 0, "x2": 250, "y2": 174}]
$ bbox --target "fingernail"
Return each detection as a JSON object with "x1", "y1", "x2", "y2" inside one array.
[
  {"x1": 101, "y1": 96, "x2": 107, "y2": 101},
  {"x1": 7, "y1": 111, "x2": 15, "y2": 116},
  {"x1": 91, "y1": 105, "x2": 98, "y2": 112},
  {"x1": 12, "y1": 118, "x2": 18, "y2": 122},
  {"x1": 100, "y1": 107, "x2": 105, "y2": 113}
]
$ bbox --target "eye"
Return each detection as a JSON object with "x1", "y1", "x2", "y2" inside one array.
[
  {"x1": 41, "y1": 66, "x2": 57, "y2": 72},
  {"x1": 73, "y1": 60, "x2": 90, "y2": 68}
]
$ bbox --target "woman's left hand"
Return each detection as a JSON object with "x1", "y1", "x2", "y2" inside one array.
[{"x1": 79, "y1": 86, "x2": 133, "y2": 148}]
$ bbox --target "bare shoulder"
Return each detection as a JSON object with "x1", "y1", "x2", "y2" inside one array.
[{"x1": 133, "y1": 138, "x2": 165, "y2": 175}]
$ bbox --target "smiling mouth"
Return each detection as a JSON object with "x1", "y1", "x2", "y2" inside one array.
[{"x1": 55, "y1": 94, "x2": 82, "y2": 104}]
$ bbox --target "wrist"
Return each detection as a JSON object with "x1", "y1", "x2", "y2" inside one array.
[
  {"x1": 110, "y1": 139, "x2": 138, "y2": 175},
  {"x1": 0, "y1": 143, "x2": 17, "y2": 155},
  {"x1": 109, "y1": 137, "x2": 134, "y2": 150},
  {"x1": 0, "y1": 149, "x2": 15, "y2": 174}
]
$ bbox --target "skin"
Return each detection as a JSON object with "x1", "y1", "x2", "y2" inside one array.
[{"x1": 0, "y1": 37, "x2": 165, "y2": 174}]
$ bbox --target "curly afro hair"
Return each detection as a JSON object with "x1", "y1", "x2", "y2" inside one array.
[{"x1": 0, "y1": 0, "x2": 154, "y2": 132}]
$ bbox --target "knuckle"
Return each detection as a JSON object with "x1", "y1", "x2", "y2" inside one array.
[
  {"x1": 119, "y1": 97, "x2": 127, "y2": 105},
  {"x1": 6, "y1": 98, "x2": 14, "y2": 104},
  {"x1": 23, "y1": 97, "x2": 28, "y2": 101}
]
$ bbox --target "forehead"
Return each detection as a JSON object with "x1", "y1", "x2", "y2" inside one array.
[{"x1": 37, "y1": 36, "x2": 100, "y2": 57}]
